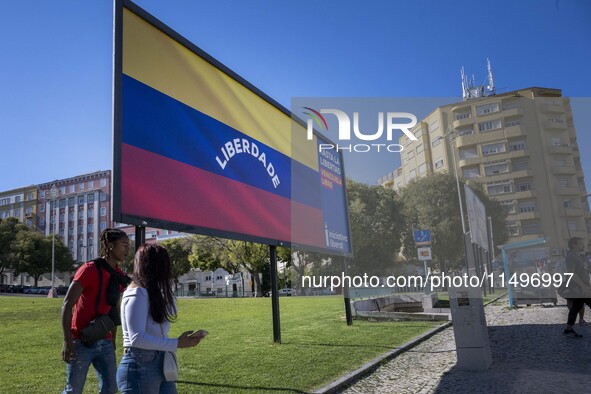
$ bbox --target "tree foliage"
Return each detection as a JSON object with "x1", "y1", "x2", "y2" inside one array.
[
  {"x1": 0, "y1": 218, "x2": 30, "y2": 276},
  {"x1": 398, "y1": 173, "x2": 507, "y2": 272},
  {"x1": 12, "y1": 230, "x2": 74, "y2": 286},
  {"x1": 161, "y1": 238, "x2": 192, "y2": 290},
  {"x1": 346, "y1": 179, "x2": 404, "y2": 276}
]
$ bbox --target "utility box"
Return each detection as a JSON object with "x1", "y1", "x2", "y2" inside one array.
[{"x1": 449, "y1": 285, "x2": 492, "y2": 371}]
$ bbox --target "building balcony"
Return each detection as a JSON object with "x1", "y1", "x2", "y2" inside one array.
[
  {"x1": 458, "y1": 156, "x2": 481, "y2": 167},
  {"x1": 453, "y1": 118, "x2": 474, "y2": 129},
  {"x1": 505, "y1": 125, "x2": 525, "y2": 138},
  {"x1": 515, "y1": 190, "x2": 536, "y2": 199},
  {"x1": 511, "y1": 169, "x2": 534, "y2": 179},
  {"x1": 545, "y1": 121, "x2": 567, "y2": 130},
  {"x1": 542, "y1": 103, "x2": 564, "y2": 113},
  {"x1": 507, "y1": 149, "x2": 529, "y2": 159},
  {"x1": 478, "y1": 129, "x2": 505, "y2": 144},
  {"x1": 517, "y1": 211, "x2": 540, "y2": 221},
  {"x1": 562, "y1": 207, "x2": 583, "y2": 217},
  {"x1": 547, "y1": 145, "x2": 572, "y2": 155},
  {"x1": 556, "y1": 187, "x2": 581, "y2": 196},
  {"x1": 502, "y1": 107, "x2": 523, "y2": 117},
  {"x1": 455, "y1": 134, "x2": 478, "y2": 147},
  {"x1": 551, "y1": 166, "x2": 576, "y2": 175}
]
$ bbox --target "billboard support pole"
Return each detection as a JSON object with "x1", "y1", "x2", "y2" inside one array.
[
  {"x1": 342, "y1": 256, "x2": 353, "y2": 326},
  {"x1": 135, "y1": 225, "x2": 145, "y2": 251},
  {"x1": 269, "y1": 245, "x2": 281, "y2": 343}
]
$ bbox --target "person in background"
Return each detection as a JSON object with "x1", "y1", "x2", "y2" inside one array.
[
  {"x1": 117, "y1": 244, "x2": 207, "y2": 393},
  {"x1": 563, "y1": 237, "x2": 591, "y2": 338},
  {"x1": 61, "y1": 228, "x2": 130, "y2": 394}
]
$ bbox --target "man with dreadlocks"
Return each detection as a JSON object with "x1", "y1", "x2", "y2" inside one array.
[{"x1": 61, "y1": 228, "x2": 131, "y2": 394}]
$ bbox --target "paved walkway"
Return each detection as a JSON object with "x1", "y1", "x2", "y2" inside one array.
[{"x1": 340, "y1": 296, "x2": 591, "y2": 393}]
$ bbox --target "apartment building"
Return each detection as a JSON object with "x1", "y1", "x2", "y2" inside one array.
[
  {"x1": 379, "y1": 87, "x2": 590, "y2": 256},
  {"x1": 0, "y1": 186, "x2": 38, "y2": 228},
  {"x1": 37, "y1": 170, "x2": 112, "y2": 263}
]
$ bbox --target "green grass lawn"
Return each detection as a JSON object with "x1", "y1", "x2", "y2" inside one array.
[{"x1": 0, "y1": 295, "x2": 440, "y2": 394}]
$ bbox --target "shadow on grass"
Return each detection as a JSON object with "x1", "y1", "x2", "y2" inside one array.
[{"x1": 177, "y1": 380, "x2": 310, "y2": 393}]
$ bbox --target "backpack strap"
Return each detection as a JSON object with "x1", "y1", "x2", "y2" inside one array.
[{"x1": 93, "y1": 260, "x2": 103, "y2": 316}]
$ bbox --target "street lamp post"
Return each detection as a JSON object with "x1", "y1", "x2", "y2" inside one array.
[
  {"x1": 445, "y1": 127, "x2": 467, "y2": 233},
  {"x1": 563, "y1": 193, "x2": 591, "y2": 239},
  {"x1": 49, "y1": 184, "x2": 60, "y2": 298}
]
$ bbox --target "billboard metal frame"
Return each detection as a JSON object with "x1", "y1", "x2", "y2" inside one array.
[{"x1": 112, "y1": 0, "x2": 352, "y2": 256}]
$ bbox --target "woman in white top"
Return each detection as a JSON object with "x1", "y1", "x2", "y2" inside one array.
[{"x1": 117, "y1": 244, "x2": 205, "y2": 394}]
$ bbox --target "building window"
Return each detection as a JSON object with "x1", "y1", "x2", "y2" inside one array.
[
  {"x1": 88, "y1": 224, "x2": 93, "y2": 233},
  {"x1": 429, "y1": 120, "x2": 439, "y2": 133},
  {"x1": 548, "y1": 117, "x2": 564, "y2": 124},
  {"x1": 88, "y1": 194, "x2": 94, "y2": 203},
  {"x1": 459, "y1": 147, "x2": 478, "y2": 160},
  {"x1": 508, "y1": 227, "x2": 519, "y2": 236},
  {"x1": 40, "y1": 204, "x2": 45, "y2": 212},
  {"x1": 462, "y1": 167, "x2": 480, "y2": 178},
  {"x1": 59, "y1": 199, "x2": 66, "y2": 208},
  {"x1": 408, "y1": 169, "x2": 416, "y2": 179},
  {"x1": 500, "y1": 200, "x2": 516, "y2": 214},
  {"x1": 418, "y1": 163, "x2": 427, "y2": 175},
  {"x1": 40, "y1": 190, "x2": 45, "y2": 198},
  {"x1": 26, "y1": 207, "x2": 33, "y2": 214},
  {"x1": 478, "y1": 119, "x2": 501, "y2": 132},
  {"x1": 78, "y1": 195, "x2": 85, "y2": 204},
  {"x1": 416, "y1": 144, "x2": 424, "y2": 154},
  {"x1": 69, "y1": 185, "x2": 75, "y2": 193},
  {"x1": 88, "y1": 210, "x2": 93, "y2": 218},
  {"x1": 505, "y1": 119, "x2": 521, "y2": 127},
  {"x1": 40, "y1": 218, "x2": 45, "y2": 226},
  {"x1": 69, "y1": 227, "x2": 74, "y2": 234},
  {"x1": 14, "y1": 209, "x2": 20, "y2": 217},
  {"x1": 0, "y1": 198, "x2": 10, "y2": 206},
  {"x1": 100, "y1": 222, "x2": 107, "y2": 231},
  {"x1": 69, "y1": 240, "x2": 74, "y2": 249},
  {"x1": 559, "y1": 178, "x2": 569, "y2": 187},
  {"x1": 27, "y1": 192, "x2": 33, "y2": 201},
  {"x1": 68, "y1": 197, "x2": 75, "y2": 207},
  {"x1": 509, "y1": 141, "x2": 526, "y2": 151},
  {"x1": 512, "y1": 160, "x2": 529, "y2": 171},
  {"x1": 434, "y1": 159, "x2": 444, "y2": 169},
  {"x1": 487, "y1": 181, "x2": 512, "y2": 195},
  {"x1": 455, "y1": 112, "x2": 471, "y2": 120},
  {"x1": 518, "y1": 202, "x2": 536, "y2": 213},
  {"x1": 26, "y1": 219, "x2": 32, "y2": 227},
  {"x1": 79, "y1": 183, "x2": 84, "y2": 191},
  {"x1": 482, "y1": 142, "x2": 505, "y2": 156},
  {"x1": 517, "y1": 183, "x2": 532, "y2": 192},
  {"x1": 100, "y1": 207, "x2": 107, "y2": 216},
  {"x1": 100, "y1": 193, "x2": 107, "y2": 202},
  {"x1": 476, "y1": 102, "x2": 500, "y2": 116},
  {"x1": 60, "y1": 186, "x2": 66, "y2": 195},
  {"x1": 413, "y1": 129, "x2": 422, "y2": 139},
  {"x1": 15, "y1": 196, "x2": 21, "y2": 203},
  {"x1": 78, "y1": 226, "x2": 83, "y2": 234},
  {"x1": 59, "y1": 213, "x2": 65, "y2": 223},
  {"x1": 484, "y1": 161, "x2": 509, "y2": 176},
  {"x1": 100, "y1": 179, "x2": 107, "y2": 187},
  {"x1": 551, "y1": 138, "x2": 562, "y2": 146},
  {"x1": 407, "y1": 150, "x2": 414, "y2": 159},
  {"x1": 568, "y1": 221, "x2": 577, "y2": 231},
  {"x1": 522, "y1": 223, "x2": 540, "y2": 235},
  {"x1": 60, "y1": 228, "x2": 65, "y2": 236},
  {"x1": 88, "y1": 181, "x2": 94, "y2": 189},
  {"x1": 68, "y1": 212, "x2": 73, "y2": 221},
  {"x1": 431, "y1": 137, "x2": 442, "y2": 147},
  {"x1": 457, "y1": 127, "x2": 473, "y2": 136},
  {"x1": 555, "y1": 159, "x2": 566, "y2": 166}
]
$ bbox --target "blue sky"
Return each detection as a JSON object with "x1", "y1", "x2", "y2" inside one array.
[{"x1": 1, "y1": 0, "x2": 590, "y2": 191}]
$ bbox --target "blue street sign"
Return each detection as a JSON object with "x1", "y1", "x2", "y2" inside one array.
[{"x1": 413, "y1": 229, "x2": 431, "y2": 244}]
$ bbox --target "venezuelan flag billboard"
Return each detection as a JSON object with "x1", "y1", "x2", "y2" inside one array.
[{"x1": 113, "y1": 0, "x2": 351, "y2": 255}]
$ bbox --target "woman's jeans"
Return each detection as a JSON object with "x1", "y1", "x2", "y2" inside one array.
[{"x1": 117, "y1": 347, "x2": 177, "y2": 394}]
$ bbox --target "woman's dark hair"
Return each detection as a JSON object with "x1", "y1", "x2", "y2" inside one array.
[
  {"x1": 99, "y1": 228, "x2": 129, "y2": 257},
  {"x1": 133, "y1": 244, "x2": 177, "y2": 323}
]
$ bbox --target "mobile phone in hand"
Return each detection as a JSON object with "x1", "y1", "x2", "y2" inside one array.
[{"x1": 189, "y1": 330, "x2": 208, "y2": 338}]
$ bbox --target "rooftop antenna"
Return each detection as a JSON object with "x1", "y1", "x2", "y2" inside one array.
[{"x1": 460, "y1": 59, "x2": 496, "y2": 101}]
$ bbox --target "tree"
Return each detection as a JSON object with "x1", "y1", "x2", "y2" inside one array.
[
  {"x1": 346, "y1": 179, "x2": 404, "y2": 276},
  {"x1": 160, "y1": 238, "x2": 192, "y2": 290},
  {"x1": 12, "y1": 230, "x2": 74, "y2": 287},
  {"x1": 0, "y1": 218, "x2": 30, "y2": 278},
  {"x1": 398, "y1": 173, "x2": 507, "y2": 272}
]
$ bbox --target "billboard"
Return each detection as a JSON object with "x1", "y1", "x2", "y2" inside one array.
[
  {"x1": 464, "y1": 185, "x2": 488, "y2": 251},
  {"x1": 113, "y1": 0, "x2": 351, "y2": 255}
]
